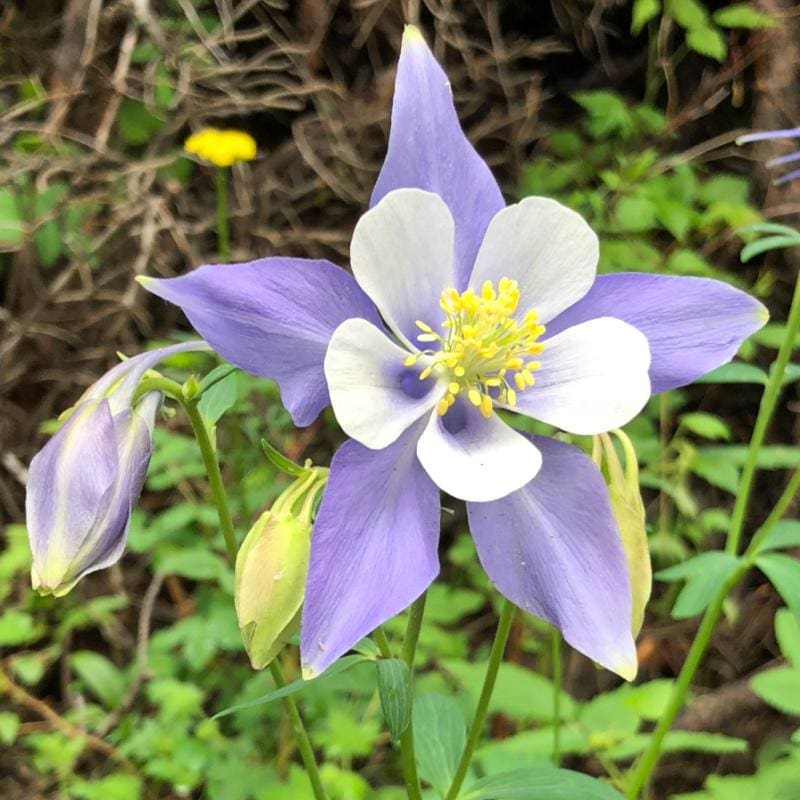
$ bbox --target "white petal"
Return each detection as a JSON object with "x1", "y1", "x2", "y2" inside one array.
[
  {"x1": 325, "y1": 318, "x2": 443, "y2": 450},
  {"x1": 416, "y1": 401, "x2": 542, "y2": 502},
  {"x1": 350, "y1": 188, "x2": 456, "y2": 348},
  {"x1": 514, "y1": 317, "x2": 651, "y2": 435},
  {"x1": 469, "y1": 197, "x2": 598, "y2": 324}
]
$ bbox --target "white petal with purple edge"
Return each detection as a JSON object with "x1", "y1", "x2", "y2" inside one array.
[
  {"x1": 467, "y1": 435, "x2": 637, "y2": 680},
  {"x1": 514, "y1": 317, "x2": 651, "y2": 435},
  {"x1": 325, "y1": 318, "x2": 443, "y2": 450},
  {"x1": 301, "y1": 423, "x2": 441, "y2": 678},
  {"x1": 416, "y1": 399, "x2": 542, "y2": 502},
  {"x1": 468, "y1": 197, "x2": 598, "y2": 324},
  {"x1": 350, "y1": 188, "x2": 456, "y2": 348}
]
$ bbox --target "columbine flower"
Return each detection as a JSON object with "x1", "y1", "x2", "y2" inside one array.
[
  {"x1": 26, "y1": 341, "x2": 207, "y2": 596},
  {"x1": 737, "y1": 127, "x2": 800, "y2": 184},
  {"x1": 141, "y1": 26, "x2": 767, "y2": 680},
  {"x1": 184, "y1": 128, "x2": 257, "y2": 168}
]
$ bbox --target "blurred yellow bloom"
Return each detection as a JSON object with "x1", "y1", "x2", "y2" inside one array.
[{"x1": 184, "y1": 127, "x2": 257, "y2": 168}]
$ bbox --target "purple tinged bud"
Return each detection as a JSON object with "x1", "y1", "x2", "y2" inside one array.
[{"x1": 25, "y1": 341, "x2": 209, "y2": 596}]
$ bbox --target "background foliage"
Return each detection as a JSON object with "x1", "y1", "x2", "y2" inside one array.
[{"x1": 1, "y1": 1, "x2": 799, "y2": 799}]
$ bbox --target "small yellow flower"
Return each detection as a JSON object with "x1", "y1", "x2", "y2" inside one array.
[{"x1": 184, "y1": 127, "x2": 257, "y2": 168}]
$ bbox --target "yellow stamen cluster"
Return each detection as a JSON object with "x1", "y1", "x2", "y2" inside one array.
[
  {"x1": 184, "y1": 128, "x2": 257, "y2": 168},
  {"x1": 404, "y1": 278, "x2": 545, "y2": 419}
]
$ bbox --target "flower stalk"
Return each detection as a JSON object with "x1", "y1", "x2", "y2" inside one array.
[
  {"x1": 626, "y1": 265, "x2": 800, "y2": 798},
  {"x1": 399, "y1": 594, "x2": 427, "y2": 800},
  {"x1": 444, "y1": 599, "x2": 516, "y2": 800},
  {"x1": 216, "y1": 166, "x2": 230, "y2": 261}
]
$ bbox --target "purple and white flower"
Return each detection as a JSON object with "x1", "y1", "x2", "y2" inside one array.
[
  {"x1": 26, "y1": 341, "x2": 207, "y2": 596},
  {"x1": 141, "y1": 27, "x2": 767, "y2": 680}
]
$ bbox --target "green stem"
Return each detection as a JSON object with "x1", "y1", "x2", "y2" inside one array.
[
  {"x1": 374, "y1": 627, "x2": 394, "y2": 660},
  {"x1": 399, "y1": 594, "x2": 427, "y2": 800},
  {"x1": 748, "y1": 467, "x2": 800, "y2": 555},
  {"x1": 183, "y1": 396, "x2": 327, "y2": 800},
  {"x1": 626, "y1": 270, "x2": 800, "y2": 798},
  {"x1": 445, "y1": 599, "x2": 516, "y2": 800},
  {"x1": 726, "y1": 277, "x2": 800, "y2": 556},
  {"x1": 269, "y1": 660, "x2": 329, "y2": 800},
  {"x1": 625, "y1": 562, "x2": 748, "y2": 799},
  {"x1": 216, "y1": 166, "x2": 230, "y2": 260},
  {"x1": 183, "y1": 399, "x2": 238, "y2": 562},
  {"x1": 551, "y1": 627, "x2": 562, "y2": 767}
]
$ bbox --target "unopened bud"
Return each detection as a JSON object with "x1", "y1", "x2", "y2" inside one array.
[{"x1": 234, "y1": 470, "x2": 326, "y2": 669}]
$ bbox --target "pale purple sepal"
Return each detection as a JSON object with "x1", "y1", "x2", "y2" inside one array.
[
  {"x1": 26, "y1": 341, "x2": 207, "y2": 595},
  {"x1": 141, "y1": 259, "x2": 381, "y2": 427},
  {"x1": 546, "y1": 273, "x2": 768, "y2": 394},
  {"x1": 371, "y1": 27, "x2": 504, "y2": 288},
  {"x1": 467, "y1": 436, "x2": 637, "y2": 680},
  {"x1": 300, "y1": 422, "x2": 440, "y2": 677}
]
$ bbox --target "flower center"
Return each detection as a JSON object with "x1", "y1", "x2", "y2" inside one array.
[{"x1": 404, "y1": 278, "x2": 545, "y2": 418}]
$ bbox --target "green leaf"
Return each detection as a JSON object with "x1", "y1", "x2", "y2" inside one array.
[
  {"x1": 212, "y1": 655, "x2": 369, "y2": 719},
  {"x1": 155, "y1": 548, "x2": 230, "y2": 583},
  {"x1": 667, "y1": 0, "x2": 708, "y2": 29},
  {"x1": 376, "y1": 659, "x2": 412, "y2": 740},
  {"x1": 70, "y1": 651, "x2": 127, "y2": 708},
  {"x1": 117, "y1": 98, "x2": 165, "y2": 146},
  {"x1": 198, "y1": 371, "x2": 238, "y2": 425},
  {"x1": 0, "y1": 609, "x2": 43, "y2": 646},
  {"x1": 412, "y1": 693, "x2": 466, "y2": 796},
  {"x1": 70, "y1": 773, "x2": 142, "y2": 800},
  {"x1": 657, "y1": 552, "x2": 742, "y2": 619},
  {"x1": 750, "y1": 666, "x2": 800, "y2": 715},
  {"x1": 614, "y1": 196, "x2": 659, "y2": 233},
  {"x1": 689, "y1": 449, "x2": 740, "y2": 493},
  {"x1": 754, "y1": 521, "x2": 800, "y2": 554},
  {"x1": 0, "y1": 712, "x2": 20, "y2": 745},
  {"x1": 632, "y1": 0, "x2": 661, "y2": 34},
  {"x1": 0, "y1": 187, "x2": 23, "y2": 247},
  {"x1": 713, "y1": 4, "x2": 776, "y2": 29},
  {"x1": 442, "y1": 659, "x2": 577, "y2": 723},
  {"x1": 460, "y1": 767, "x2": 625, "y2": 800},
  {"x1": 756, "y1": 552, "x2": 800, "y2": 621},
  {"x1": 775, "y1": 608, "x2": 800, "y2": 668},
  {"x1": 686, "y1": 26, "x2": 728, "y2": 62},
  {"x1": 573, "y1": 91, "x2": 635, "y2": 138},
  {"x1": 620, "y1": 679, "x2": 675, "y2": 720},
  {"x1": 696, "y1": 445, "x2": 800, "y2": 471},
  {"x1": 680, "y1": 412, "x2": 731, "y2": 441},
  {"x1": 695, "y1": 362, "x2": 767, "y2": 385},
  {"x1": 741, "y1": 234, "x2": 800, "y2": 262},
  {"x1": 606, "y1": 730, "x2": 747, "y2": 760}
]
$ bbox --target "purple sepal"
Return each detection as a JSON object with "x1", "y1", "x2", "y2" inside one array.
[
  {"x1": 142, "y1": 259, "x2": 381, "y2": 427},
  {"x1": 371, "y1": 27, "x2": 504, "y2": 288},
  {"x1": 467, "y1": 436, "x2": 637, "y2": 680},
  {"x1": 546, "y1": 273, "x2": 768, "y2": 394},
  {"x1": 300, "y1": 422, "x2": 441, "y2": 677}
]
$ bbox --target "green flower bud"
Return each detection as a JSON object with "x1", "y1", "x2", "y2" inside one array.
[
  {"x1": 594, "y1": 429, "x2": 651, "y2": 637},
  {"x1": 234, "y1": 470, "x2": 325, "y2": 669}
]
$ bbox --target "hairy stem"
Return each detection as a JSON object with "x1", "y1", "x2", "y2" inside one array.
[{"x1": 445, "y1": 599, "x2": 516, "y2": 800}]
